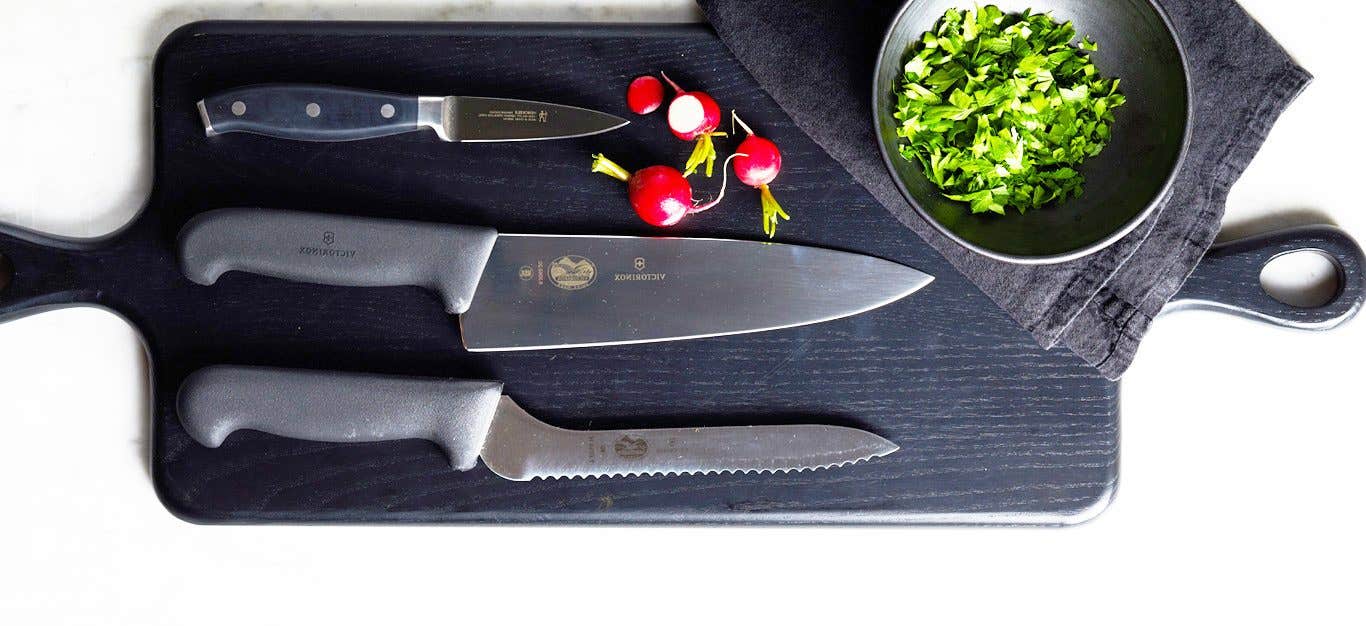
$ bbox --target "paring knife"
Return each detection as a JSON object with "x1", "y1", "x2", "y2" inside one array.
[
  {"x1": 177, "y1": 208, "x2": 935, "y2": 351},
  {"x1": 196, "y1": 84, "x2": 628, "y2": 142},
  {"x1": 177, "y1": 366, "x2": 899, "y2": 480}
]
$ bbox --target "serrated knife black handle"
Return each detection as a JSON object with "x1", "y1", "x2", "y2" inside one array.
[
  {"x1": 198, "y1": 84, "x2": 421, "y2": 141},
  {"x1": 177, "y1": 208, "x2": 498, "y2": 314}
]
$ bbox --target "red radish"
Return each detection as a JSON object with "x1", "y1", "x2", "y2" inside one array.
[
  {"x1": 661, "y1": 72, "x2": 726, "y2": 177},
  {"x1": 626, "y1": 76, "x2": 665, "y2": 115},
  {"x1": 591, "y1": 153, "x2": 742, "y2": 227},
  {"x1": 731, "y1": 111, "x2": 790, "y2": 237}
]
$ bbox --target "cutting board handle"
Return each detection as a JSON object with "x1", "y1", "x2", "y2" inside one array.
[
  {"x1": 1168, "y1": 225, "x2": 1364, "y2": 330},
  {"x1": 0, "y1": 222, "x2": 106, "y2": 325}
]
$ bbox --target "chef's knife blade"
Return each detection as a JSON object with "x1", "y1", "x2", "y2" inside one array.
[
  {"x1": 461, "y1": 233, "x2": 933, "y2": 350},
  {"x1": 178, "y1": 366, "x2": 899, "y2": 480},
  {"x1": 197, "y1": 84, "x2": 628, "y2": 143},
  {"x1": 177, "y1": 208, "x2": 935, "y2": 350}
]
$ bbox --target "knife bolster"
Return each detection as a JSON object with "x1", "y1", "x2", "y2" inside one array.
[{"x1": 417, "y1": 96, "x2": 457, "y2": 141}]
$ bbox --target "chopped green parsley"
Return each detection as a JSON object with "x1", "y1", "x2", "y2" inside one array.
[{"x1": 894, "y1": 5, "x2": 1125, "y2": 215}]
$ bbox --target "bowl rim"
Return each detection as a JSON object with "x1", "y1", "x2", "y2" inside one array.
[{"x1": 872, "y1": 0, "x2": 1195, "y2": 265}]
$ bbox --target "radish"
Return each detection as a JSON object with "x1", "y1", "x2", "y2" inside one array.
[
  {"x1": 591, "y1": 153, "x2": 742, "y2": 227},
  {"x1": 661, "y1": 72, "x2": 726, "y2": 177},
  {"x1": 626, "y1": 76, "x2": 665, "y2": 115},
  {"x1": 730, "y1": 111, "x2": 790, "y2": 237}
]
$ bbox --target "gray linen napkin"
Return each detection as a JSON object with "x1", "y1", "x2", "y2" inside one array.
[{"x1": 698, "y1": 0, "x2": 1311, "y2": 379}]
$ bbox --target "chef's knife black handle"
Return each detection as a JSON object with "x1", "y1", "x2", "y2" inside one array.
[
  {"x1": 1168, "y1": 225, "x2": 1364, "y2": 329},
  {"x1": 198, "y1": 84, "x2": 422, "y2": 142},
  {"x1": 178, "y1": 365, "x2": 504, "y2": 470},
  {"x1": 177, "y1": 208, "x2": 498, "y2": 314}
]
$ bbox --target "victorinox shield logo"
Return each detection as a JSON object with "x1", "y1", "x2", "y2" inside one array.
[
  {"x1": 614, "y1": 256, "x2": 666, "y2": 283},
  {"x1": 298, "y1": 230, "x2": 355, "y2": 259}
]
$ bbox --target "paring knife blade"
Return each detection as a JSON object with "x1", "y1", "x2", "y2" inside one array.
[
  {"x1": 177, "y1": 366, "x2": 899, "y2": 480},
  {"x1": 177, "y1": 208, "x2": 935, "y2": 351},
  {"x1": 196, "y1": 84, "x2": 628, "y2": 143}
]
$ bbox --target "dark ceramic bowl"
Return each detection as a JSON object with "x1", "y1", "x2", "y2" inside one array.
[{"x1": 873, "y1": 0, "x2": 1191, "y2": 264}]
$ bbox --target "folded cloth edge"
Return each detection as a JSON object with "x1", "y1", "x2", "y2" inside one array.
[{"x1": 1086, "y1": 64, "x2": 1313, "y2": 379}]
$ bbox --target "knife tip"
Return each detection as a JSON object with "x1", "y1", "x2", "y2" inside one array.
[
  {"x1": 846, "y1": 428, "x2": 900, "y2": 461},
  {"x1": 872, "y1": 435, "x2": 900, "y2": 458}
]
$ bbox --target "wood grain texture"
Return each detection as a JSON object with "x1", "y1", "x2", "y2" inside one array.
[{"x1": 0, "y1": 21, "x2": 1121, "y2": 525}]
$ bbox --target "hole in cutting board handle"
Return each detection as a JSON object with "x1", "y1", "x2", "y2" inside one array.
[{"x1": 1259, "y1": 249, "x2": 1343, "y2": 309}]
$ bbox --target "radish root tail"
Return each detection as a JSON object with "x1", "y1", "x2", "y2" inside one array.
[{"x1": 688, "y1": 152, "x2": 747, "y2": 214}]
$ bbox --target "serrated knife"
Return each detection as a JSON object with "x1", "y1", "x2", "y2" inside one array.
[
  {"x1": 177, "y1": 208, "x2": 934, "y2": 351},
  {"x1": 196, "y1": 84, "x2": 628, "y2": 142},
  {"x1": 178, "y1": 366, "x2": 898, "y2": 480}
]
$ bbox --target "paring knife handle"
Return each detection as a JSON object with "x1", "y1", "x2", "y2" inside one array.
[
  {"x1": 177, "y1": 366, "x2": 504, "y2": 470},
  {"x1": 198, "y1": 84, "x2": 421, "y2": 142},
  {"x1": 177, "y1": 208, "x2": 498, "y2": 314}
]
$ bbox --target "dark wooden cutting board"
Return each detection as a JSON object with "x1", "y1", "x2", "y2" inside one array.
[{"x1": 0, "y1": 21, "x2": 1358, "y2": 525}]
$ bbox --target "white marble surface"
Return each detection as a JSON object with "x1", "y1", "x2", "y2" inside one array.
[{"x1": 0, "y1": 1, "x2": 1361, "y2": 623}]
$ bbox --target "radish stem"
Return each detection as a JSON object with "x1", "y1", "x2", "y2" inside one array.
[
  {"x1": 590, "y1": 153, "x2": 631, "y2": 183},
  {"x1": 660, "y1": 71, "x2": 685, "y2": 94},
  {"x1": 731, "y1": 110, "x2": 756, "y2": 137}
]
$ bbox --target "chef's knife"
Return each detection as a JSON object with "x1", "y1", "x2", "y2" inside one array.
[
  {"x1": 196, "y1": 84, "x2": 628, "y2": 142},
  {"x1": 178, "y1": 366, "x2": 899, "y2": 480},
  {"x1": 177, "y1": 208, "x2": 934, "y2": 351}
]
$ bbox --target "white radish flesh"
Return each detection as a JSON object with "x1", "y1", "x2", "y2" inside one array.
[{"x1": 668, "y1": 94, "x2": 707, "y2": 136}]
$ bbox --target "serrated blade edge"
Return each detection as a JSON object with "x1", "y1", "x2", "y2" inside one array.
[{"x1": 479, "y1": 398, "x2": 898, "y2": 481}]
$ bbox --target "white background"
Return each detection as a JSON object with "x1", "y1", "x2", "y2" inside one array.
[{"x1": 1, "y1": 1, "x2": 1361, "y2": 623}]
